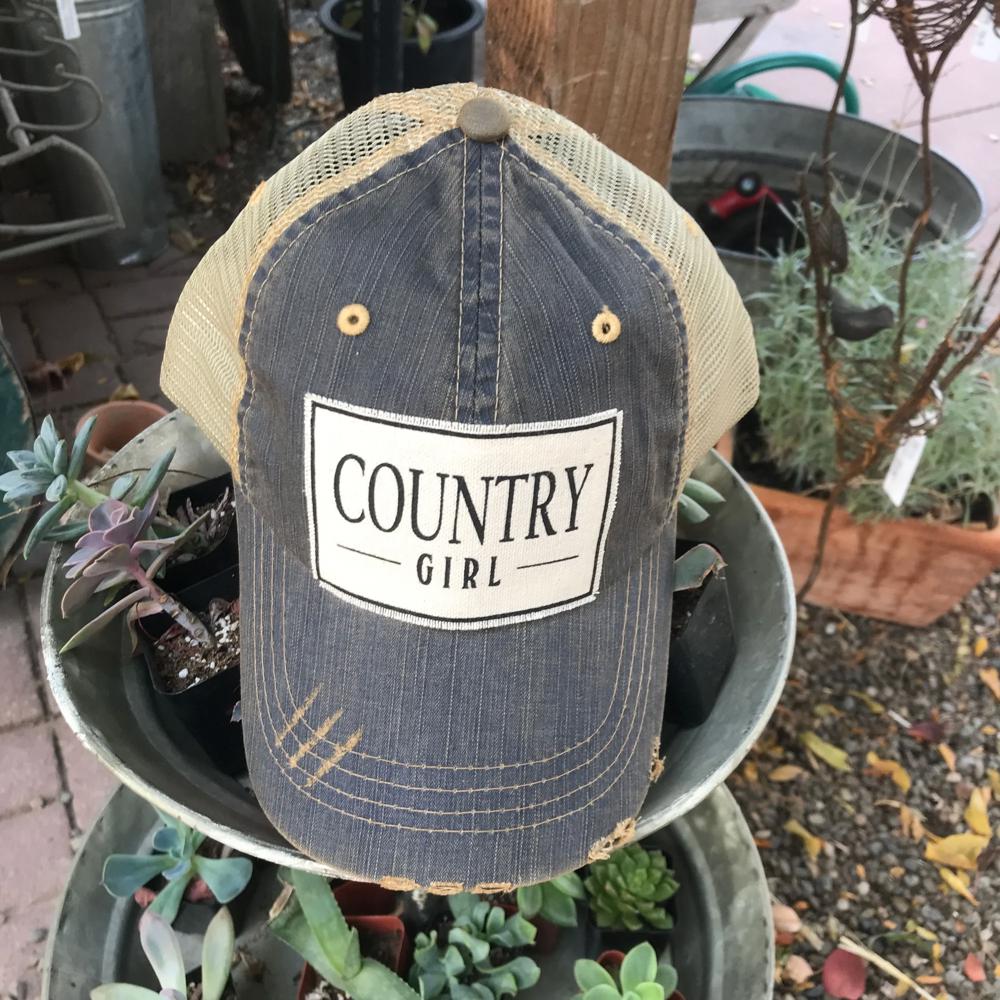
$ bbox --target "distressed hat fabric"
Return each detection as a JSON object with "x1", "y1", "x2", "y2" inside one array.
[{"x1": 161, "y1": 83, "x2": 757, "y2": 891}]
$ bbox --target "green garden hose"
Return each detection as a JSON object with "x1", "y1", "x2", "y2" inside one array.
[{"x1": 688, "y1": 53, "x2": 861, "y2": 115}]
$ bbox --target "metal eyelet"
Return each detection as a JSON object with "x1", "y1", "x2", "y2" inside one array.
[
  {"x1": 591, "y1": 307, "x2": 621, "y2": 344},
  {"x1": 337, "y1": 304, "x2": 370, "y2": 336}
]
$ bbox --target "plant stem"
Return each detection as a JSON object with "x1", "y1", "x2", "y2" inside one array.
[
  {"x1": 134, "y1": 568, "x2": 214, "y2": 648},
  {"x1": 69, "y1": 479, "x2": 108, "y2": 508}
]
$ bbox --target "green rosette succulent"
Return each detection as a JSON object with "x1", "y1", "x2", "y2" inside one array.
[{"x1": 584, "y1": 844, "x2": 679, "y2": 932}]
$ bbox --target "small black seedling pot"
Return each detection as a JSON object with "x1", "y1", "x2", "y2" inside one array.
[
  {"x1": 583, "y1": 899, "x2": 676, "y2": 957},
  {"x1": 158, "y1": 473, "x2": 239, "y2": 594},
  {"x1": 139, "y1": 565, "x2": 244, "y2": 776},
  {"x1": 665, "y1": 540, "x2": 736, "y2": 728}
]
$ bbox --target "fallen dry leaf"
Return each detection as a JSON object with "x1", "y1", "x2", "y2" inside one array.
[
  {"x1": 783, "y1": 954, "x2": 813, "y2": 985},
  {"x1": 980, "y1": 667, "x2": 1000, "y2": 701},
  {"x1": 938, "y1": 867, "x2": 978, "y2": 906},
  {"x1": 801, "y1": 731, "x2": 852, "y2": 772},
  {"x1": 785, "y1": 818, "x2": 824, "y2": 860},
  {"x1": 742, "y1": 760, "x2": 759, "y2": 782},
  {"x1": 769, "y1": 764, "x2": 806, "y2": 782},
  {"x1": 814, "y1": 702, "x2": 844, "y2": 717},
  {"x1": 110, "y1": 382, "x2": 140, "y2": 401},
  {"x1": 849, "y1": 688, "x2": 885, "y2": 714},
  {"x1": 925, "y1": 833, "x2": 989, "y2": 871},
  {"x1": 937, "y1": 743, "x2": 957, "y2": 773},
  {"x1": 866, "y1": 751, "x2": 912, "y2": 794},
  {"x1": 289, "y1": 28, "x2": 312, "y2": 44},
  {"x1": 822, "y1": 948, "x2": 867, "y2": 999},
  {"x1": 973, "y1": 636, "x2": 988, "y2": 657},
  {"x1": 908, "y1": 719, "x2": 945, "y2": 743},
  {"x1": 964, "y1": 787, "x2": 991, "y2": 837},
  {"x1": 772, "y1": 901, "x2": 802, "y2": 935},
  {"x1": 989, "y1": 769, "x2": 1000, "y2": 798},
  {"x1": 963, "y1": 952, "x2": 986, "y2": 982}
]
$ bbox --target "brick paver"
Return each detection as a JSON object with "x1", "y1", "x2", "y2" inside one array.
[
  {"x1": 0, "y1": 265, "x2": 81, "y2": 306},
  {"x1": 0, "y1": 588, "x2": 44, "y2": 730},
  {"x1": 53, "y1": 718, "x2": 118, "y2": 833},
  {"x1": 93, "y1": 273, "x2": 190, "y2": 319},
  {"x1": 25, "y1": 291, "x2": 115, "y2": 361},
  {"x1": 0, "y1": 725, "x2": 61, "y2": 817}
]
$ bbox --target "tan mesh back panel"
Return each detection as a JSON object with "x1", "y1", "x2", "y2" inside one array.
[{"x1": 162, "y1": 84, "x2": 757, "y2": 482}]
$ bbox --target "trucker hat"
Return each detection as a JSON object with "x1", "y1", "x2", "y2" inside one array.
[{"x1": 161, "y1": 83, "x2": 757, "y2": 891}]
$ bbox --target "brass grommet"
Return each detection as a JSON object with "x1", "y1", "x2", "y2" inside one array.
[
  {"x1": 337, "y1": 303, "x2": 370, "y2": 336},
  {"x1": 591, "y1": 307, "x2": 621, "y2": 344}
]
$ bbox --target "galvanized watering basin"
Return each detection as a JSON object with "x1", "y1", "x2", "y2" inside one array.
[
  {"x1": 672, "y1": 96, "x2": 984, "y2": 298},
  {"x1": 43, "y1": 783, "x2": 773, "y2": 1000},
  {"x1": 43, "y1": 412, "x2": 794, "y2": 871}
]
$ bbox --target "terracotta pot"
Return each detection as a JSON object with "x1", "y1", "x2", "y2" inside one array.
[
  {"x1": 75, "y1": 400, "x2": 167, "y2": 468},
  {"x1": 333, "y1": 880, "x2": 399, "y2": 917},
  {"x1": 295, "y1": 913, "x2": 410, "y2": 1000},
  {"x1": 752, "y1": 484, "x2": 1000, "y2": 626},
  {"x1": 597, "y1": 949, "x2": 626, "y2": 974}
]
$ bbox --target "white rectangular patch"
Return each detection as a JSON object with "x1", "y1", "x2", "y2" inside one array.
[{"x1": 304, "y1": 396, "x2": 622, "y2": 629}]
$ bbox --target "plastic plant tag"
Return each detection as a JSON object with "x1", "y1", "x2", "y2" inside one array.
[
  {"x1": 972, "y1": 9, "x2": 1000, "y2": 63},
  {"x1": 882, "y1": 433, "x2": 928, "y2": 507},
  {"x1": 56, "y1": 0, "x2": 81, "y2": 39}
]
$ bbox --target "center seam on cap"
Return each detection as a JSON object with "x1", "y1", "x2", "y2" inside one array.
[{"x1": 494, "y1": 140, "x2": 506, "y2": 421}]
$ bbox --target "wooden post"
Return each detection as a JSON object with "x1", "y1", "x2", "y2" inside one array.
[
  {"x1": 144, "y1": 0, "x2": 228, "y2": 163},
  {"x1": 486, "y1": 0, "x2": 695, "y2": 183}
]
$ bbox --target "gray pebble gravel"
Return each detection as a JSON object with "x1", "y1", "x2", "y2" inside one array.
[{"x1": 728, "y1": 572, "x2": 999, "y2": 999}]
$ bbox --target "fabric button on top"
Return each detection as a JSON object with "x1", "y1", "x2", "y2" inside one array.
[{"x1": 457, "y1": 96, "x2": 511, "y2": 142}]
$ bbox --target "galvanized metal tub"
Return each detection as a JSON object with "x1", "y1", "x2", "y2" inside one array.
[
  {"x1": 43, "y1": 782, "x2": 773, "y2": 1000},
  {"x1": 42, "y1": 412, "x2": 794, "y2": 871},
  {"x1": 672, "y1": 96, "x2": 985, "y2": 299},
  {"x1": 19, "y1": 0, "x2": 167, "y2": 266}
]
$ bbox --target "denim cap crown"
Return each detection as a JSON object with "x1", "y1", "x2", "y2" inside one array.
[{"x1": 161, "y1": 85, "x2": 758, "y2": 890}]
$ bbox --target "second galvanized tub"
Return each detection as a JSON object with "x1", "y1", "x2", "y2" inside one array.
[{"x1": 43, "y1": 782, "x2": 773, "y2": 1000}]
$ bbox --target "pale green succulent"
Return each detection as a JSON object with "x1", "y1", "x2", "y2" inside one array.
[
  {"x1": 573, "y1": 942, "x2": 678, "y2": 1000},
  {"x1": 0, "y1": 414, "x2": 174, "y2": 557},
  {"x1": 91, "y1": 905, "x2": 234, "y2": 1000}
]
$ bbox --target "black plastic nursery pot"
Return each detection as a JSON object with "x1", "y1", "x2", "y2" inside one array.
[
  {"x1": 139, "y1": 564, "x2": 245, "y2": 778},
  {"x1": 157, "y1": 472, "x2": 238, "y2": 594},
  {"x1": 671, "y1": 96, "x2": 984, "y2": 299},
  {"x1": 42, "y1": 412, "x2": 794, "y2": 871},
  {"x1": 665, "y1": 541, "x2": 736, "y2": 729},
  {"x1": 43, "y1": 783, "x2": 773, "y2": 1000},
  {"x1": 319, "y1": 0, "x2": 484, "y2": 112}
]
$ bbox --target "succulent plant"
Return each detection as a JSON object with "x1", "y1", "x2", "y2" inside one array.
[
  {"x1": 678, "y1": 477, "x2": 725, "y2": 525},
  {"x1": 516, "y1": 871, "x2": 586, "y2": 928},
  {"x1": 102, "y1": 809, "x2": 252, "y2": 925},
  {"x1": 59, "y1": 492, "x2": 213, "y2": 653},
  {"x1": 584, "y1": 844, "x2": 678, "y2": 932},
  {"x1": 268, "y1": 868, "x2": 419, "y2": 1000},
  {"x1": 0, "y1": 414, "x2": 174, "y2": 557},
  {"x1": 672, "y1": 542, "x2": 725, "y2": 594},
  {"x1": 91, "y1": 905, "x2": 235, "y2": 1000},
  {"x1": 573, "y1": 942, "x2": 679, "y2": 1000},
  {"x1": 410, "y1": 893, "x2": 540, "y2": 999}
]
